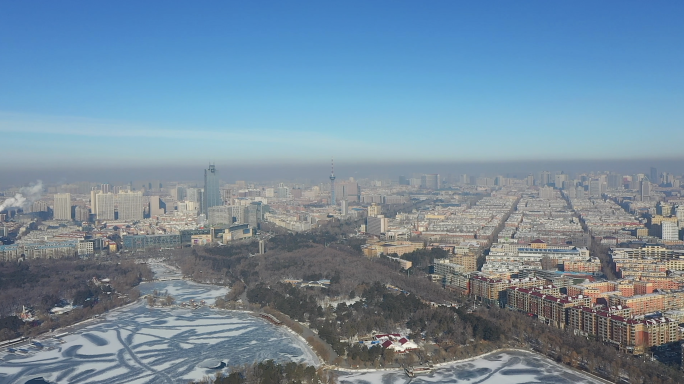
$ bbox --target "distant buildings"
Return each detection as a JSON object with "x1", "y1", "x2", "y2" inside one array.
[
  {"x1": 661, "y1": 221, "x2": 679, "y2": 241},
  {"x1": 53, "y1": 193, "x2": 71, "y2": 221},
  {"x1": 367, "y1": 215, "x2": 388, "y2": 236},
  {"x1": 367, "y1": 203, "x2": 382, "y2": 218},
  {"x1": 95, "y1": 192, "x2": 115, "y2": 220},
  {"x1": 117, "y1": 191, "x2": 143, "y2": 221},
  {"x1": 421, "y1": 174, "x2": 440, "y2": 190}
]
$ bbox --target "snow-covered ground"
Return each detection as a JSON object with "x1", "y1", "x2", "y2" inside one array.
[
  {"x1": 0, "y1": 268, "x2": 318, "y2": 384},
  {"x1": 337, "y1": 350, "x2": 604, "y2": 384}
]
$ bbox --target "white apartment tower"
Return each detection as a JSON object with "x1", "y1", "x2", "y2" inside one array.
[
  {"x1": 117, "y1": 191, "x2": 144, "y2": 221},
  {"x1": 96, "y1": 192, "x2": 115, "y2": 220},
  {"x1": 53, "y1": 193, "x2": 72, "y2": 220},
  {"x1": 662, "y1": 221, "x2": 679, "y2": 241}
]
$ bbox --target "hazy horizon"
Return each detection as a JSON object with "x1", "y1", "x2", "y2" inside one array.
[{"x1": 2, "y1": 158, "x2": 684, "y2": 189}]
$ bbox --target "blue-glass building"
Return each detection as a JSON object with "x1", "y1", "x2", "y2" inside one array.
[{"x1": 204, "y1": 164, "x2": 222, "y2": 216}]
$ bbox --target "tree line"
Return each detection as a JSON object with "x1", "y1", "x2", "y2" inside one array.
[{"x1": 0, "y1": 258, "x2": 152, "y2": 342}]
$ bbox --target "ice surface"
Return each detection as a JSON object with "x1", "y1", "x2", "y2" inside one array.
[
  {"x1": 337, "y1": 350, "x2": 603, "y2": 384},
  {"x1": 0, "y1": 278, "x2": 318, "y2": 384}
]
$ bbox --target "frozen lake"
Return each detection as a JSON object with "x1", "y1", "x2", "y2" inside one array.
[
  {"x1": 337, "y1": 350, "x2": 604, "y2": 384},
  {"x1": 0, "y1": 263, "x2": 318, "y2": 384},
  {"x1": 1, "y1": 262, "x2": 604, "y2": 384}
]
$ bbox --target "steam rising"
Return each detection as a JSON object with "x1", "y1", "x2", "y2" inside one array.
[{"x1": 0, "y1": 180, "x2": 44, "y2": 212}]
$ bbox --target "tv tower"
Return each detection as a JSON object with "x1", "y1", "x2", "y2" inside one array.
[{"x1": 329, "y1": 159, "x2": 336, "y2": 206}]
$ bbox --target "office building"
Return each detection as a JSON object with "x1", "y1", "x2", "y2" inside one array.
[
  {"x1": 174, "y1": 186, "x2": 187, "y2": 201},
  {"x1": 53, "y1": 193, "x2": 72, "y2": 221},
  {"x1": 204, "y1": 164, "x2": 222, "y2": 216},
  {"x1": 650, "y1": 167, "x2": 658, "y2": 185},
  {"x1": 340, "y1": 200, "x2": 348, "y2": 215},
  {"x1": 117, "y1": 191, "x2": 143, "y2": 221}
]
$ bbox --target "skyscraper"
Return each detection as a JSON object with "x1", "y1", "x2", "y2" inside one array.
[
  {"x1": 650, "y1": 167, "x2": 658, "y2": 185},
  {"x1": 204, "y1": 164, "x2": 222, "y2": 216},
  {"x1": 53, "y1": 193, "x2": 72, "y2": 220}
]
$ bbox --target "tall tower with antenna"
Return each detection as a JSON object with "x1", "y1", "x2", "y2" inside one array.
[{"x1": 329, "y1": 159, "x2": 336, "y2": 206}]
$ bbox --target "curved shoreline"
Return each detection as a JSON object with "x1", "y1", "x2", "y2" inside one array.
[{"x1": 331, "y1": 348, "x2": 613, "y2": 384}]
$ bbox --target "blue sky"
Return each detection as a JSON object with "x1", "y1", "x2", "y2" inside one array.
[{"x1": 1, "y1": 1, "x2": 683, "y2": 167}]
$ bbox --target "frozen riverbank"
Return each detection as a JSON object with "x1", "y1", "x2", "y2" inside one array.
[
  {"x1": 336, "y1": 349, "x2": 606, "y2": 384},
  {"x1": 0, "y1": 263, "x2": 318, "y2": 384}
]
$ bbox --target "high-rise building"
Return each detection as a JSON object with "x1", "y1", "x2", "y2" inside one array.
[
  {"x1": 554, "y1": 174, "x2": 568, "y2": 189},
  {"x1": 588, "y1": 180, "x2": 602, "y2": 197},
  {"x1": 30, "y1": 200, "x2": 48, "y2": 213},
  {"x1": 650, "y1": 167, "x2": 658, "y2": 185},
  {"x1": 204, "y1": 164, "x2": 222, "y2": 216},
  {"x1": 607, "y1": 173, "x2": 623, "y2": 190},
  {"x1": 334, "y1": 180, "x2": 360, "y2": 202},
  {"x1": 662, "y1": 221, "x2": 679, "y2": 241},
  {"x1": 150, "y1": 196, "x2": 166, "y2": 216},
  {"x1": 90, "y1": 188, "x2": 98, "y2": 216},
  {"x1": 640, "y1": 180, "x2": 651, "y2": 201},
  {"x1": 340, "y1": 200, "x2": 348, "y2": 215},
  {"x1": 539, "y1": 171, "x2": 552, "y2": 186},
  {"x1": 117, "y1": 191, "x2": 144, "y2": 221},
  {"x1": 74, "y1": 205, "x2": 90, "y2": 222},
  {"x1": 53, "y1": 193, "x2": 72, "y2": 221},
  {"x1": 96, "y1": 192, "x2": 115, "y2": 220},
  {"x1": 421, "y1": 174, "x2": 440, "y2": 189},
  {"x1": 175, "y1": 186, "x2": 187, "y2": 201}
]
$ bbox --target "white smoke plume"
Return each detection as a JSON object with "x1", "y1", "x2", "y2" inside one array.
[{"x1": 0, "y1": 180, "x2": 44, "y2": 212}]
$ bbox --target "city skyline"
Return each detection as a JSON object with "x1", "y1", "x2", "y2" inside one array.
[
  {"x1": 2, "y1": 2, "x2": 684, "y2": 167},
  {"x1": 3, "y1": 158, "x2": 684, "y2": 189}
]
